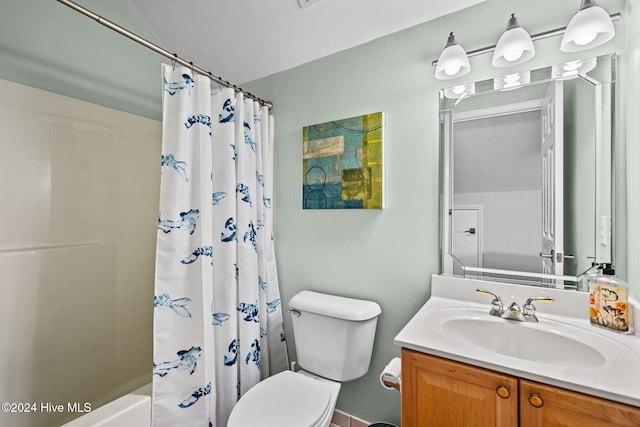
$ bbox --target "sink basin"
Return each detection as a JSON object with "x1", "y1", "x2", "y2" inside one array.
[
  {"x1": 420, "y1": 306, "x2": 638, "y2": 369},
  {"x1": 440, "y1": 315, "x2": 605, "y2": 368},
  {"x1": 394, "y1": 276, "x2": 640, "y2": 408}
]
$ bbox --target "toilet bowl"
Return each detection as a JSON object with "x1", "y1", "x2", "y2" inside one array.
[
  {"x1": 227, "y1": 369, "x2": 341, "y2": 427},
  {"x1": 227, "y1": 290, "x2": 381, "y2": 427}
]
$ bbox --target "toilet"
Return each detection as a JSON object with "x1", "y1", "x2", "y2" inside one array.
[{"x1": 228, "y1": 290, "x2": 382, "y2": 427}]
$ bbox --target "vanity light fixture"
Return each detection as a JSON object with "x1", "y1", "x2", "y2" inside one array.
[
  {"x1": 492, "y1": 14, "x2": 535, "y2": 67},
  {"x1": 435, "y1": 32, "x2": 471, "y2": 80},
  {"x1": 561, "y1": 0, "x2": 615, "y2": 52},
  {"x1": 432, "y1": 2, "x2": 620, "y2": 79}
]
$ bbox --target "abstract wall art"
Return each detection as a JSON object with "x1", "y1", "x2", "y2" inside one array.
[{"x1": 302, "y1": 112, "x2": 384, "y2": 209}]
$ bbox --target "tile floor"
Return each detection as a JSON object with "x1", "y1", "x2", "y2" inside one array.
[{"x1": 330, "y1": 409, "x2": 369, "y2": 427}]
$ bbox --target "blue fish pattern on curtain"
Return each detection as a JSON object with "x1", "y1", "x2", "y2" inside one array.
[
  {"x1": 160, "y1": 154, "x2": 189, "y2": 182},
  {"x1": 154, "y1": 293, "x2": 192, "y2": 318},
  {"x1": 152, "y1": 65, "x2": 288, "y2": 427}
]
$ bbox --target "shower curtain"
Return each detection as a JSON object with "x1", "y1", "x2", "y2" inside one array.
[{"x1": 152, "y1": 64, "x2": 288, "y2": 426}]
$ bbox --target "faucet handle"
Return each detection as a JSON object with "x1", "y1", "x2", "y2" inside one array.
[
  {"x1": 476, "y1": 288, "x2": 503, "y2": 303},
  {"x1": 523, "y1": 296, "x2": 555, "y2": 308},
  {"x1": 476, "y1": 288, "x2": 504, "y2": 316}
]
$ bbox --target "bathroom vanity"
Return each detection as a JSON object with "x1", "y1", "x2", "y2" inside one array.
[
  {"x1": 395, "y1": 275, "x2": 640, "y2": 427},
  {"x1": 401, "y1": 350, "x2": 640, "y2": 426}
]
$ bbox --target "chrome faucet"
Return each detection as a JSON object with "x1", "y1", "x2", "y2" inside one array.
[
  {"x1": 475, "y1": 288, "x2": 504, "y2": 317},
  {"x1": 501, "y1": 301, "x2": 527, "y2": 321},
  {"x1": 476, "y1": 289, "x2": 555, "y2": 322}
]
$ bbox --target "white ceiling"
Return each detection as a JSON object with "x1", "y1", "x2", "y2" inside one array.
[{"x1": 130, "y1": 0, "x2": 485, "y2": 84}]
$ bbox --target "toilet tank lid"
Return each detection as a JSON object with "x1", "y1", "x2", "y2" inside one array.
[{"x1": 289, "y1": 291, "x2": 382, "y2": 321}]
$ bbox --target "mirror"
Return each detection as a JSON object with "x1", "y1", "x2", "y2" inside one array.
[{"x1": 440, "y1": 54, "x2": 615, "y2": 290}]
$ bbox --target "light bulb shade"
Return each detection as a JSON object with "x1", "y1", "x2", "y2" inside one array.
[
  {"x1": 492, "y1": 16, "x2": 535, "y2": 67},
  {"x1": 561, "y1": 2, "x2": 614, "y2": 52},
  {"x1": 435, "y1": 33, "x2": 470, "y2": 80}
]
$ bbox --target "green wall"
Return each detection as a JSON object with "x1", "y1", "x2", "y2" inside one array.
[
  {"x1": 244, "y1": 0, "x2": 628, "y2": 423},
  {"x1": 0, "y1": 0, "x2": 164, "y2": 120},
  {"x1": 1, "y1": 0, "x2": 636, "y2": 425}
]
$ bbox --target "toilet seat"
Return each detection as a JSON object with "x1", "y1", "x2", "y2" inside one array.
[{"x1": 227, "y1": 370, "x2": 334, "y2": 427}]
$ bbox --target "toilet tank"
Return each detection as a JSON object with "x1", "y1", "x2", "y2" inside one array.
[{"x1": 288, "y1": 291, "x2": 381, "y2": 382}]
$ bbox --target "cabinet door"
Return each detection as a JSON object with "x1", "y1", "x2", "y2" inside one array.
[
  {"x1": 521, "y1": 379, "x2": 640, "y2": 427},
  {"x1": 401, "y1": 349, "x2": 518, "y2": 427}
]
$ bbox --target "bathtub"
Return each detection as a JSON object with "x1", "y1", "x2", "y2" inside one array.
[{"x1": 61, "y1": 384, "x2": 151, "y2": 427}]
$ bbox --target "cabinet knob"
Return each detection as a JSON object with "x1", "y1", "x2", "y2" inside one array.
[
  {"x1": 528, "y1": 393, "x2": 544, "y2": 408},
  {"x1": 496, "y1": 385, "x2": 510, "y2": 399}
]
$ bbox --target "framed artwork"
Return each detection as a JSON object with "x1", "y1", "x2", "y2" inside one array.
[{"x1": 302, "y1": 112, "x2": 384, "y2": 209}]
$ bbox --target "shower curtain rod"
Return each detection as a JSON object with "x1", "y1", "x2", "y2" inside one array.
[{"x1": 57, "y1": 0, "x2": 273, "y2": 109}]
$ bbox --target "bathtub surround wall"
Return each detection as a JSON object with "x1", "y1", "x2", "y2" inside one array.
[
  {"x1": 0, "y1": 79, "x2": 161, "y2": 427},
  {"x1": 1, "y1": 0, "x2": 639, "y2": 426},
  {"x1": 0, "y1": 2, "x2": 164, "y2": 426}
]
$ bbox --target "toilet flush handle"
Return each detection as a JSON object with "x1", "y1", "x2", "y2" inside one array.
[{"x1": 287, "y1": 308, "x2": 301, "y2": 317}]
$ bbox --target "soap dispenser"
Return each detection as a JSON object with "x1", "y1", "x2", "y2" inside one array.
[
  {"x1": 589, "y1": 264, "x2": 632, "y2": 334},
  {"x1": 580, "y1": 262, "x2": 602, "y2": 292}
]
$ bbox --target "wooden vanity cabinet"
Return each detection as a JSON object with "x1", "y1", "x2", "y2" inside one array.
[
  {"x1": 401, "y1": 349, "x2": 518, "y2": 426},
  {"x1": 401, "y1": 348, "x2": 640, "y2": 427},
  {"x1": 520, "y1": 379, "x2": 640, "y2": 427}
]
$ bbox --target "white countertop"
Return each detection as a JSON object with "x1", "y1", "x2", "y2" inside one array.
[{"x1": 394, "y1": 274, "x2": 640, "y2": 407}]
